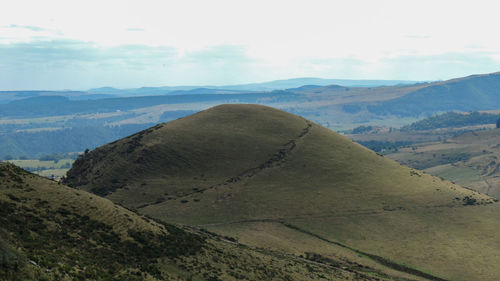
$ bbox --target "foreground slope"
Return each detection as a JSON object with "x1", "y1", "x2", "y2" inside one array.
[
  {"x1": 66, "y1": 104, "x2": 500, "y2": 281},
  {"x1": 1, "y1": 162, "x2": 406, "y2": 281},
  {"x1": 1, "y1": 163, "x2": 198, "y2": 280}
]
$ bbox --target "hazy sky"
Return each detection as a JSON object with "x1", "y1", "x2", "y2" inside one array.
[{"x1": 1, "y1": 0, "x2": 500, "y2": 90}]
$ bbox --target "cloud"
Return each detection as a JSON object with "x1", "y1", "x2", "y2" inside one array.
[
  {"x1": 125, "y1": 28, "x2": 145, "y2": 32},
  {"x1": 0, "y1": 40, "x2": 260, "y2": 90},
  {"x1": 0, "y1": 40, "x2": 178, "y2": 64},
  {"x1": 7, "y1": 24, "x2": 46, "y2": 32},
  {"x1": 0, "y1": 38, "x2": 499, "y2": 90},
  {"x1": 379, "y1": 53, "x2": 500, "y2": 80},
  {"x1": 0, "y1": 24, "x2": 63, "y2": 44},
  {"x1": 2, "y1": 0, "x2": 500, "y2": 90},
  {"x1": 283, "y1": 52, "x2": 500, "y2": 81}
]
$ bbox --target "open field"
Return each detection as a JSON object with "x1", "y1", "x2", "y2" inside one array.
[{"x1": 5, "y1": 159, "x2": 74, "y2": 179}]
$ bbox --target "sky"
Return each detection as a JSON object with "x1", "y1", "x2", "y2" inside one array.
[{"x1": 1, "y1": 0, "x2": 500, "y2": 90}]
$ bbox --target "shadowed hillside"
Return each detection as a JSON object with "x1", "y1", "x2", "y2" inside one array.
[
  {"x1": 65, "y1": 104, "x2": 500, "y2": 281},
  {"x1": 0, "y1": 162, "x2": 202, "y2": 280}
]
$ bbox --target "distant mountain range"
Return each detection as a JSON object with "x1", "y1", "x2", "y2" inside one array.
[
  {"x1": 87, "y1": 77, "x2": 419, "y2": 96},
  {"x1": 1, "y1": 71, "x2": 500, "y2": 159},
  {"x1": 0, "y1": 77, "x2": 419, "y2": 104},
  {"x1": 5, "y1": 72, "x2": 500, "y2": 120}
]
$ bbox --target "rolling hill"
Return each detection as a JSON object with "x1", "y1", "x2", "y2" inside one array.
[
  {"x1": 85, "y1": 77, "x2": 418, "y2": 95},
  {"x1": 65, "y1": 104, "x2": 500, "y2": 281},
  {"x1": 3, "y1": 71, "x2": 500, "y2": 160},
  {"x1": 367, "y1": 72, "x2": 500, "y2": 116},
  {"x1": 1, "y1": 162, "x2": 408, "y2": 281}
]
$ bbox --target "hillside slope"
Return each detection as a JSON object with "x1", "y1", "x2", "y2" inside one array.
[
  {"x1": 368, "y1": 72, "x2": 500, "y2": 116},
  {"x1": 65, "y1": 104, "x2": 500, "y2": 281},
  {"x1": 1, "y1": 162, "x2": 199, "y2": 280},
  {"x1": 2, "y1": 162, "x2": 409, "y2": 281}
]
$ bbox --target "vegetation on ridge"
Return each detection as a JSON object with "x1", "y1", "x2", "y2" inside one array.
[
  {"x1": 0, "y1": 163, "x2": 205, "y2": 280},
  {"x1": 400, "y1": 111, "x2": 500, "y2": 131}
]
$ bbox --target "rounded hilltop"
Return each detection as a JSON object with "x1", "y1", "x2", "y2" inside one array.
[{"x1": 64, "y1": 103, "x2": 491, "y2": 221}]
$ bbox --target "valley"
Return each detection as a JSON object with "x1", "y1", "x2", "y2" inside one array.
[{"x1": 385, "y1": 128, "x2": 500, "y2": 198}]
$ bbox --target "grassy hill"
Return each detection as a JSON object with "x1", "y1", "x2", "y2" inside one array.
[
  {"x1": 64, "y1": 104, "x2": 500, "y2": 281},
  {"x1": 1, "y1": 162, "x2": 414, "y2": 280}
]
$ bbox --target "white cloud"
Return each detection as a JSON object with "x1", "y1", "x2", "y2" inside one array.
[{"x1": 1, "y1": 0, "x2": 500, "y2": 88}]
